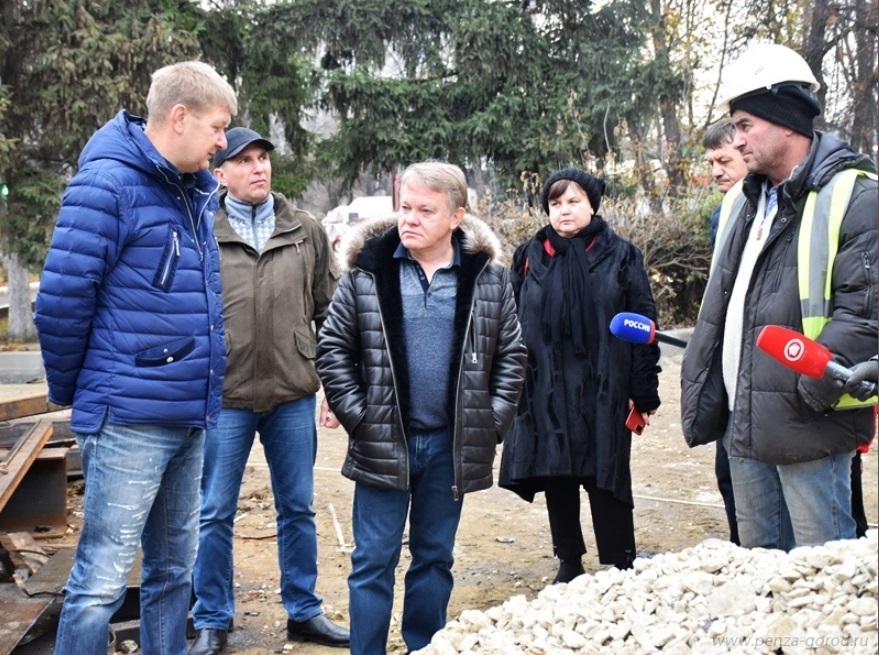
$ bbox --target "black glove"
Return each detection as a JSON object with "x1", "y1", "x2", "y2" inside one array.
[
  {"x1": 799, "y1": 374, "x2": 841, "y2": 413},
  {"x1": 842, "y1": 358, "x2": 879, "y2": 401}
]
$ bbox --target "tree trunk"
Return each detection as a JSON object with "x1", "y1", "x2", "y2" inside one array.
[
  {"x1": 648, "y1": 0, "x2": 684, "y2": 195},
  {"x1": 802, "y1": 0, "x2": 831, "y2": 130},
  {"x1": 850, "y1": 0, "x2": 878, "y2": 162},
  {"x1": 1, "y1": 252, "x2": 37, "y2": 341}
]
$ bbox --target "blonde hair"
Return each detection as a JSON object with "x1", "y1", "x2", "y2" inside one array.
[
  {"x1": 146, "y1": 61, "x2": 238, "y2": 122},
  {"x1": 400, "y1": 161, "x2": 468, "y2": 212}
]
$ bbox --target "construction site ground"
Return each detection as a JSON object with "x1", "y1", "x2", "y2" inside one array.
[{"x1": 4, "y1": 353, "x2": 877, "y2": 654}]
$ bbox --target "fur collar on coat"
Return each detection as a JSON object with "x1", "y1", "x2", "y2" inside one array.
[{"x1": 338, "y1": 214, "x2": 504, "y2": 271}]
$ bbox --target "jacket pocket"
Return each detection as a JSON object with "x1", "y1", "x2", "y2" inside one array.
[
  {"x1": 294, "y1": 328, "x2": 316, "y2": 359},
  {"x1": 135, "y1": 337, "x2": 196, "y2": 367},
  {"x1": 152, "y1": 228, "x2": 181, "y2": 291},
  {"x1": 683, "y1": 345, "x2": 728, "y2": 447},
  {"x1": 862, "y1": 251, "x2": 876, "y2": 318}
]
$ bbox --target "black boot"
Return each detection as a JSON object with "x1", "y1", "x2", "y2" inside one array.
[
  {"x1": 552, "y1": 558, "x2": 585, "y2": 584},
  {"x1": 610, "y1": 548, "x2": 636, "y2": 571}
]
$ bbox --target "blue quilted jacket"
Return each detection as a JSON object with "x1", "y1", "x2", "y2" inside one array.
[{"x1": 34, "y1": 110, "x2": 226, "y2": 433}]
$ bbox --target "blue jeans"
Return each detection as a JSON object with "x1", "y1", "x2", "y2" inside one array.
[
  {"x1": 723, "y1": 433, "x2": 855, "y2": 550},
  {"x1": 54, "y1": 422, "x2": 204, "y2": 655},
  {"x1": 192, "y1": 396, "x2": 322, "y2": 629},
  {"x1": 348, "y1": 430, "x2": 464, "y2": 655}
]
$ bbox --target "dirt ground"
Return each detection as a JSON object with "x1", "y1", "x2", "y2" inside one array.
[{"x1": 18, "y1": 351, "x2": 879, "y2": 654}]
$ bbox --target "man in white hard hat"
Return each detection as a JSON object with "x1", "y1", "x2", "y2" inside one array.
[{"x1": 681, "y1": 43, "x2": 878, "y2": 550}]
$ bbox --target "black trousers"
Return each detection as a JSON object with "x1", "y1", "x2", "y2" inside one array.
[
  {"x1": 544, "y1": 477, "x2": 636, "y2": 569},
  {"x1": 852, "y1": 451, "x2": 868, "y2": 538},
  {"x1": 714, "y1": 439, "x2": 740, "y2": 545}
]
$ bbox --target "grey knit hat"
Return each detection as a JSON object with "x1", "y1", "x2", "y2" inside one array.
[{"x1": 540, "y1": 168, "x2": 606, "y2": 214}]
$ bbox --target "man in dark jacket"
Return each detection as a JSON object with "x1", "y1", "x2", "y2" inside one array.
[
  {"x1": 705, "y1": 118, "x2": 748, "y2": 249},
  {"x1": 34, "y1": 62, "x2": 237, "y2": 655},
  {"x1": 189, "y1": 128, "x2": 347, "y2": 654},
  {"x1": 681, "y1": 43, "x2": 878, "y2": 551},
  {"x1": 316, "y1": 161, "x2": 526, "y2": 655},
  {"x1": 702, "y1": 118, "x2": 748, "y2": 546}
]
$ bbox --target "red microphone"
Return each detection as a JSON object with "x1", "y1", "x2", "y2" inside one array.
[{"x1": 756, "y1": 325, "x2": 877, "y2": 396}]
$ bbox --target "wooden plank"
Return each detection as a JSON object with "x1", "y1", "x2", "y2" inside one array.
[
  {"x1": 0, "y1": 392, "x2": 49, "y2": 422},
  {"x1": 0, "y1": 420, "x2": 54, "y2": 513}
]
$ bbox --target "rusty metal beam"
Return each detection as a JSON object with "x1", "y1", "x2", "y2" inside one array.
[
  {"x1": 0, "y1": 421, "x2": 73, "y2": 450},
  {"x1": 0, "y1": 448, "x2": 68, "y2": 537},
  {"x1": 0, "y1": 420, "x2": 54, "y2": 513},
  {"x1": 0, "y1": 583, "x2": 53, "y2": 655},
  {"x1": 22, "y1": 547, "x2": 145, "y2": 650}
]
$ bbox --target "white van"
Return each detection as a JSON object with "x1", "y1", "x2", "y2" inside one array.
[{"x1": 323, "y1": 195, "x2": 395, "y2": 251}]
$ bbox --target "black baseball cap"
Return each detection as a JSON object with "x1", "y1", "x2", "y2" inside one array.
[{"x1": 212, "y1": 127, "x2": 274, "y2": 167}]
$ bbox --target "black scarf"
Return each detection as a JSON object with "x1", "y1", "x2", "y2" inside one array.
[{"x1": 539, "y1": 216, "x2": 605, "y2": 356}]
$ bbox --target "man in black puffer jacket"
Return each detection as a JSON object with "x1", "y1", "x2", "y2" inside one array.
[
  {"x1": 681, "y1": 43, "x2": 878, "y2": 552},
  {"x1": 316, "y1": 161, "x2": 525, "y2": 655}
]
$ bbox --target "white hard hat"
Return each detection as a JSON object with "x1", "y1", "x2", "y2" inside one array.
[{"x1": 716, "y1": 43, "x2": 820, "y2": 113}]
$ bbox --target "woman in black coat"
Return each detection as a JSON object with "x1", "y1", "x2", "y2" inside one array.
[{"x1": 499, "y1": 167, "x2": 661, "y2": 582}]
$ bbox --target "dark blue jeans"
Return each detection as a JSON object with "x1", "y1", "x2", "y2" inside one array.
[
  {"x1": 348, "y1": 430, "x2": 464, "y2": 655},
  {"x1": 192, "y1": 396, "x2": 322, "y2": 629}
]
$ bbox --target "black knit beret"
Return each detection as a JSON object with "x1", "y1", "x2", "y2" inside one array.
[
  {"x1": 729, "y1": 83, "x2": 821, "y2": 137},
  {"x1": 540, "y1": 167, "x2": 606, "y2": 215}
]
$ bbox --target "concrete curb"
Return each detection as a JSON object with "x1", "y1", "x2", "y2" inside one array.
[{"x1": 0, "y1": 350, "x2": 45, "y2": 384}]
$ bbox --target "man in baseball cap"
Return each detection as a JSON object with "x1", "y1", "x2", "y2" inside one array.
[
  {"x1": 190, "y1": 126, "x2": 347, "y2": 654},
  {"x1": 211, "y1": 126, "x2": 274, "y2": 168}
]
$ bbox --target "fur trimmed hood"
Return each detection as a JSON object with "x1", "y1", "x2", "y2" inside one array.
[{"x1": 338, "y1": 214, "x2": 504, "y2": 271}]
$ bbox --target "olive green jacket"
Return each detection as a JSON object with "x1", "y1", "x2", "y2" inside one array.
[{"x1": 215, "y1": 191, "x2": 340, "y2": 411}]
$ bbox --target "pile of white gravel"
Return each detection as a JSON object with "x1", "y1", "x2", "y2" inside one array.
[{"x1": 415, "y1": 530, "x2": 878, "y2": 655}]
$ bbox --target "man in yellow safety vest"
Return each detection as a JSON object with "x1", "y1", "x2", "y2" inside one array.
[{"x1": 681, "y1": 43, "x2": 878, "y2": 550}]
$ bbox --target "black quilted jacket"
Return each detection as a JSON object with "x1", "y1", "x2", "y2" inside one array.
[{"x1": 316, "y1": 216, "x2": 526, "y2": 495}]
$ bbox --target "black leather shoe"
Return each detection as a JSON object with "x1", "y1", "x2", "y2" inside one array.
[
  {"x1": 287, "y1": 613, "x2": 350, "y2": 647},
  {"x1": 189, "y1": 628, "x2": 228, "y2": 655}
]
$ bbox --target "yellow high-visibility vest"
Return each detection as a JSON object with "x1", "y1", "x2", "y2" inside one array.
[{"x1": 715, "y1": 168, "x2": 878, "y2": 409}]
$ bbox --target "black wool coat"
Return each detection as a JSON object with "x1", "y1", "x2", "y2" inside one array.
[{"x1": 499, "y1": 221, "x2": 661, "y2": 506}]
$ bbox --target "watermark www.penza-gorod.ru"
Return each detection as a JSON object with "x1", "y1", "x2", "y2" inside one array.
[{"x1": 712, "y1": 635, "x2": 874, "y2": 650}]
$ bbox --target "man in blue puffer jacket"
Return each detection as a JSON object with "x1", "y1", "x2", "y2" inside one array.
[{"x1": 33, "y1": 61, "x2": 237, "y2": 655}]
